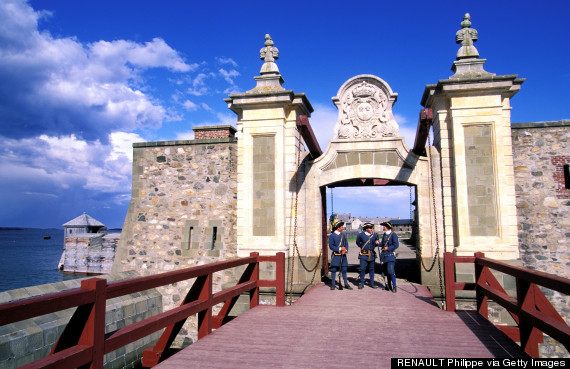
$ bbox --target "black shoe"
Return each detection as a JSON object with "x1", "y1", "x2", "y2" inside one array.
[
  {"x1": 358, "y1": 283, "x2": 364, "y2": 289},
  {"x1": 370, "y1": 284, "x2": 378, "y2": 289},
  {"x1": 344, "y1": 285, "x2": 353, "y2": 290},
  {"x1": 339, "y1": 285, "x2": 343, "y2": 290},
  {"x1": 330, "y1": 285, "x2": 335, "y2": 290},
  {"x1": 385, "y1": 286, "x2": 391, "y2": 291},
  {"x1": 392, "y1": 287, "x2": 397, "y2": 293}
]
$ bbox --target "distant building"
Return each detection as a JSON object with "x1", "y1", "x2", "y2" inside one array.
[
  {"x1": 335, "y1": 213, "x2": 353, "y2": 230},
  {"x1": 353, "y1": 216, "x2": 393, "y2": 232},
  {"x1": 388, "y1": 219, "x2": 413, "y2": 234},
  {"x1": 58, "y1": 213, "x2": 120, "y2": 274},
  {"x1": 63, "y1": 212, "x2": 106, "y2": 236}
]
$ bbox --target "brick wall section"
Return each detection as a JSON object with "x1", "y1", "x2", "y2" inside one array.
[
  {"x1": 113, "y1": 136, "x2": 238, "y2": 347},
  {"x1": 193, "y1": 125, "x2": 237, "y2": 140},
  {"x1": 551, "y1": 155, "x2": 570, "y2": 199},
  {"x1": 511, "y1": 120, "x2": 570, "y2": 357}
]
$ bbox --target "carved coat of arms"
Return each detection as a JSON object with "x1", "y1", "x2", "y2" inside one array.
[{"x1": 333, "y1": 76, "x2": 399, "y2": 140}]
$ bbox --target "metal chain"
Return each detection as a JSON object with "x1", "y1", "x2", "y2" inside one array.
[
  {"x1": 409, "y1": 186, "x2": 413, "y2": 221},
  {"x1": 331, "y1": 187, "x2": 334, "y2": 215},
  {"x1": 287, "y1": 136, "x2": 321, "y2": 305},
  {"x1": 419, "y1": 132, "x2": 445, "y2": 309},
  {"x1": 419, "y1": 133, "x2": 440, "y2": 272}
]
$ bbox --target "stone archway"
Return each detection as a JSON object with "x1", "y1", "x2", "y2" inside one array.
[{"x1": 300, "y1": 75, "x2": 444, "y2": 287}]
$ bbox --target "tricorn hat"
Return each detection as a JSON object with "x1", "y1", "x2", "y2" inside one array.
[
  {"x1": 380, "y1": 221, "x2": 393, "y2": 229},
  {"x1": 332, "y1": 220, "x2": 345, "y2": 230},
  {"x1": 362, "y1": 222, "x2": 374, "y2": 230}
]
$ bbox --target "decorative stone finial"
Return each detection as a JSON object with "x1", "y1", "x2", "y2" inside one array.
[
  {"x1": 455, "y1": 13, "x2": 479, "y2": 60},
  {"x1": 260, "y1": 34, "x2": 279, "y2": 63},
  {"x1": 449, "y1": 13, "x2": 495, "y2": 79},
  {"x1": 259, "y1": 34, "x2": 280, "y2": 75},
  {"x1": 247, "y1": 34, "x2": 285, "y2": 93}
]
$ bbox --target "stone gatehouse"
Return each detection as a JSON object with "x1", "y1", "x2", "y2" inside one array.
[{"x1": 111, "y1": 17, "x2": 569, "y2": 353}]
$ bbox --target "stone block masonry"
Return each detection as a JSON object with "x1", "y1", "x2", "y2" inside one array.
[
  {"x1": 61, "y1": 233, "x2": 120, "y2": 274},
  {"x1": 511, "y1": 120, "x2": 570, "y2": 358},
  {"x1": 113, "y1": 133, "x2": 238, "y2": 346}
]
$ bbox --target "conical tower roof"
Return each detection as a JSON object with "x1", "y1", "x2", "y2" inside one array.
[{"x1": 63, "y1": 213, "x2": 105, "y2": 227}]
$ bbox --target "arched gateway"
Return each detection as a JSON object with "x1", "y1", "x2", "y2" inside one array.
[
  {"x1": 226, "y1": 26, "x2": 521, "y2": 294},
  {"x1": 305, "y1": 74, "x2": 437, "y2": 283},
  {"x1": 116, "y1": 17, "x2": 523, "y2": 317}
]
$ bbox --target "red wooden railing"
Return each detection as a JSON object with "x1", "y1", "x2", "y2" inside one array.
[
  {"x1": 444, "y1": 252, "x2": 570, "y2": 357},
  {"x1": 0, "y1": 252, "x2": 285, "y2": 369}
]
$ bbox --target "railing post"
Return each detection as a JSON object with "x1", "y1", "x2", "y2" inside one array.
[
  {"x1": 444, "y1": 252, "x2": 455, "y2": 311},
  {"x1": 474, "y1": 252, "x2": 488, "y2": 318},
  {"x1": 79, "y1": 278, "x2": 107, "y2": 369},
  {"x1": 275, "y1": 252, "x2": 285, "y2": 306},
  {"x1": 250, "y1": 252, "x2": 260, "y2": 309},
  {"x1": 197, "y1": 273, "x2": 213, "y2": 339},
  {"x1": 517, "y1": 279, "x2": 540, "y2": 357}
]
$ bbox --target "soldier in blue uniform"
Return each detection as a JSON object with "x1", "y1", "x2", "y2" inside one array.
[
  {"x1": 380, "y1": 221, "x2": 399, "y2": 293},
  {"x1": 356, "y1": 222, "x2": 379, "y2": 289},
  {"x1": 328, "y1": 220, "x2": 352, "y2": 290}
]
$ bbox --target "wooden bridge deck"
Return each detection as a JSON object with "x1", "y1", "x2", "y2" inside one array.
[{"x1": 154, "y1": 281, "x2": 528, "y2": 368}]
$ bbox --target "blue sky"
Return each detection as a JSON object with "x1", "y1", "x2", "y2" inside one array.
[{"x1": 0, "y1": 0, "x2": 568, "y2": 228}]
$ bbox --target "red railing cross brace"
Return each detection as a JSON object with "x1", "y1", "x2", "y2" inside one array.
[
  {"x1": 0, "y1": 252, "x2": 285, "y2": 369},
  {"x1": 444, "y1": 252, "x2": 570, "y2": 357}
]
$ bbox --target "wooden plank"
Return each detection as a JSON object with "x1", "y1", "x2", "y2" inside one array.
[
  {"x1": 106, "y1": 256, "x2": 257, "y2": 298},
  {"x1": 155, "y1": 281, "x2": 529, "y2": 369},
  {"x1": 0, "y1": 288, "x2": 94, "y2": 325}
]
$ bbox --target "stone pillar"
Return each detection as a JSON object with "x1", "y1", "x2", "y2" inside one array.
[
  {"x1": 225, "y1": 35, "x2": 313, "y2": 259},
  {"x1": 421, "y1": 14, "x2": 525, "y2": 261}
]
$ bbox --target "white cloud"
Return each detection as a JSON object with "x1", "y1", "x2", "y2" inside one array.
[
  {"x1": 182, "y1": 99, "x2": 199, "y2": 111},
  {"x1": 0, "y1": 132, "x2": 138, "y2": 195},
  {"x1": 0, "y1": 0, "x2": 195, "y2": 141},
  {"x1": 109, "y1": 132, "x2": 144, "y2": 161},
  {"x1": 393, "y1": 113, "x2": 416, "y2": 149},
  {"x1": 89, "y1": 38, "x2": 196, "y2": 72},
  {"x1": 219, "y1": 68, "x2": 240, "y2": 85},
  {"x1": 175, "y1": 130, "x2": 195, "y2": 140},
  {"x1": 326, "y1": 186, "x2": 414, "y2": 219},
  {"x1": 215, "y1": 112, "x2": 237, "y2": 126},
  {"x1": 308, "y1": 103, "x2": 338, "y2": 150},
  {"x1": 216, "y1": 57, "x2": 238, "y2": 67},
  {"x1": 201, "y1": 102, "x2": 213, "y2": 112},
  {"x1": 187, "y1": 72, "x2": 215, "y2": 96}
]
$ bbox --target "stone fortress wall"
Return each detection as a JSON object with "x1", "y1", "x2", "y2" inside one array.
[
  {"x1": 511, "y1": 120, "x2": 569, "y2": 357},
  {"x1": 61, "y1": 233, "x2": 120, "y2": 274},
  {"x1": 112, "y1": 126, "x2": 239, "y2": 346},
  {"x1": 511, "y1": 120, "x2": 569, "y2": 280},
  {"x1": 453, "y1": 120, "x2": 569, "y2": 358}
]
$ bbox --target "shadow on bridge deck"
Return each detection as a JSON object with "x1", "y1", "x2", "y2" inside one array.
[{"x1": 153, "y1": 281, "x2": 528, "y2": 368}]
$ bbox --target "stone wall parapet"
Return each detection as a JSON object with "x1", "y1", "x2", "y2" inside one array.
[{"x1": 133, "y1": 137, "x2": 236, "y2": 148}]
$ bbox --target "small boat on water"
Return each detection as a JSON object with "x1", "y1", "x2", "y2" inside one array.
[{"x1": 43, "y1": 236, "x2": 51, "y2": 239}]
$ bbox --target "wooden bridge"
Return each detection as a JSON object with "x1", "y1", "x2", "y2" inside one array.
[
  {"x1": 153, "y1": 281, "x2": 528, "y2": 368},
  {"x1": 1, "y1": 251, "x2": 569, "y2": 368}
]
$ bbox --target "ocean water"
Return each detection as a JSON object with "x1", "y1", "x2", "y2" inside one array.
[{"x1": 0, "y1": 228, "x2": 84, "y2": 292}]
